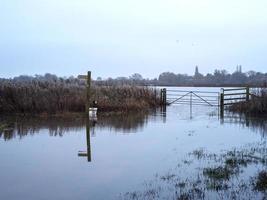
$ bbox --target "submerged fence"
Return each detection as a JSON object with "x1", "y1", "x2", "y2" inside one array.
[
  {"x1": 160, "y1": 88, "x2": 220, "y2": 107},
  {"x1": 160, "y1": 87, "x2": 251, "y2": 111}
]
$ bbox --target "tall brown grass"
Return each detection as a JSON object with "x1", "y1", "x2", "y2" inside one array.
[
  {"x1": 91, "y1": 86, "x2": 160, "y2": 112},
  {"x1": 0, "y1": 75, "x2": 161, "y2": 114}
]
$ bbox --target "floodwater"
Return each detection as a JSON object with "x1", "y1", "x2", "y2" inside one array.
[{"x1": 0, "y1": 87, "x2": 267, "y2": 200}]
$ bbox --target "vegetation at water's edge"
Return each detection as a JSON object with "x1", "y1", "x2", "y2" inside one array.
[
  {"x1": 229, "y1": 89, "x2": 267, "y2": 115},
  {"x1": 0, "y1": 74, "x2": 161, "y2": 114},
  {"x1": 121, "y1": 142, "x2": 267, "y2": 200}
]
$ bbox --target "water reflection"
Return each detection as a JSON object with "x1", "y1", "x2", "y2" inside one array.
[
  {"x1": 76, "y1": 108, "x2": 167, "y2": 163},
  {"x1": 1, "y1": 106, "x2": 267, "y2": 200},
  {"x1": 96, "y1": 112, "x2": 150, "y2": 134},
  {"x1": 78, "y1": 119, "x2": 92, "y2": 162},
  {"x1": 220, "y1": 112, "x2": 267, "y2": 137},
  {"x1": 1, "y1": 109, "x2": 267, "y2": 142},
  {"x1": 160, "y1": 105, "x2": 167, "y2": 123},
  {"x1": 0, "y1": 115, "x2": 86, "y2": 140},
  {"x1": 0, "y1": 110, "x2": 165, "y2": 141}
]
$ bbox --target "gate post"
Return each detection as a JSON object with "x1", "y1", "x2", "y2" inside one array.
[
  {"x1": 220, "y1": 93, "x2": 224, "y2": 110},
  {"x1": 190, "y1": 92, "x2": 192, "y2": 119},
  {"x1": 160, "y1": 88, "x2": 167, "y2": 105},
  {"x1": 163, "y1": 88, "x2": 167, "y2": 105},
  {"x1": 246, "y1": 87, "x2": 250, "y2": 102},
  {"x1": 160, "y1": 89, "x2": 163, "y2": 105},
  {"x1": 220, "y1": 89, "x2": 224, "y2": 117}
]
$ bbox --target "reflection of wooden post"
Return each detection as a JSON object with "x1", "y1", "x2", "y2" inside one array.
[
  {"x1": 160, "y1": 104, "x2": 167, "y2": 123},
  {"x1": 86, "y1": 71, "x2": 91, "y2": 113},
  {"x1": 78, "y1": 119, "x2": 92, "y2": 162},
  {"x1": 86, "y1": 119, "x2": 91, "y2": 162},
  {"x1": 220, "y1": 112, "x2": 224, "y2": 124},
  {"x1": 246, "y1": 87, "x2": 250, "y2": 102},
  {"x1": 245, "y1": 116, "x2": 249, "y2": 127}
]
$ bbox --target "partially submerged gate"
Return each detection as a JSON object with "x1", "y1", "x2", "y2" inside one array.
[
  {"x1": 161, "y1": 89, "x2": 220, "y2": 107},
  {"x1": 160, "y1": 87, "x2": 250, "y2": 108}
]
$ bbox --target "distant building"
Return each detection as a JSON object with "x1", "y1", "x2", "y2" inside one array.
[
  {"x1": 194, "y1": 66, "x2": 203, "y2": 80},
  {"x1": 194, "y1": 66, "x2": 199, "y2": 77},
  {"x1": 236, "y1": 65, "x2": 242, "y2": 73}
]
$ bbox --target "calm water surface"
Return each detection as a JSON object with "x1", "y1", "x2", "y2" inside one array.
[{"x1": 0, "y1": 88, "x2": 266, "y2": 200}]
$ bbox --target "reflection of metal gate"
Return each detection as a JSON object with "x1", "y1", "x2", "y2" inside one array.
[{"x1": 166, "y1": 89, "x2": 220, "y2": 106}]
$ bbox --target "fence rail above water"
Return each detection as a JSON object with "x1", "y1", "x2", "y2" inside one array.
[
  {"x1": 220, "y1": 87, "x2": 250, "y2": 106},
  {"x1": 161, "y1": 89, "x2": 220, "y2": 107},
  {"x1": 160, "y1": 87, "x2": 251, "y2": 109}
]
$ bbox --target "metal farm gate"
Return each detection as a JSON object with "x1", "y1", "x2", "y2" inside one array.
[
  {"x1": 160, "y1": 87, "x2": 250, "y2": 109},
  {"x1": 161, "y1": 88, "x2": 220, "y2": 107}
]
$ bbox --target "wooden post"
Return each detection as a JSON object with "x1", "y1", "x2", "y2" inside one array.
[
  {"x1": 160, "y1": 89, "x2": 163, "y2": 105},
  {"x1": 154, "y1": 89, "x2": 157, "y2": 104},
  {"x1": 190, "y1": 92, "x2": 192, "y2": 119},
  {"x1": 220, "y1": 93, "x2": 224, "y2": 109},
  {"x1": 163, "y1": 88, "x2": 167, "y2": 105},
  {"x1": 86, "y1": 71, "x2": 91, "y2": 113},
  {"x1": 246, "y1": 87, "x2": 250, "y2": 102},
  {"x1": 218, "y1": 93, "x2": 220, "y2": 108},
  {"x1": 220, "y1": 89, "x2": 224, "y2": 117}
]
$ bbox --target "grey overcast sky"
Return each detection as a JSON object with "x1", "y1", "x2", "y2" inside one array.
[{"x1": 0, "y1": 0, "x2": 267, "y2": 79}]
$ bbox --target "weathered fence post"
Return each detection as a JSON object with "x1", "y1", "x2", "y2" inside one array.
[
  {"x1": 86, "y1": 71, "x2": 91, "y2": 113},
  {"x1": 220, "y1": 89, "x2": 224, "y2": 117},
  {"x1": 163, "y1": 88, "x2": 167, "y2": 106},
  {"x1": 160, "y1": 89, "x2": 163, "y2": 105},
  {"x1": 220, "y1": 93, "x2": 224, "y2": 110},
  {"x1": 154, "y1": 89, "x2": 157, "y2": 104},
  {"x1": 190, "y1": 92, "x2": 192, "y2": 119},
  {"x1": 160, "y1": 88, "x2": 167, "y2": 105},
  {"x1": 246, "y1": 87, "x2": 250, "y2": 102},
  {"x1": 163, "y1": 88, "x2": 167, "y2": 105}
]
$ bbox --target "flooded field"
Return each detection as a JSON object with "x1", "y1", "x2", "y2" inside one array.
[{"x1": 0, "y1": 88, "x2": 267, "y2": 200}]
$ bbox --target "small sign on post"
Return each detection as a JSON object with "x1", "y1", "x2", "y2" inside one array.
[{"x1": 78, "y1": 75, "x2": 88, "y2": 80}]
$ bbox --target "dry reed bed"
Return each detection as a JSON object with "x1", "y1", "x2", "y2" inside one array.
[
  {"x1": 91, "y1": 86, "x2": 160, "y2": 112},
  {"x1": 0, "y1": 76, "x2": 161, "y2": 114}
]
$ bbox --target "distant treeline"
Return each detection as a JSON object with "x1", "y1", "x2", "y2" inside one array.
[
  {"x1": 95, "y1": 67, "x2": 267, "y2": 87},
  {"x1": 0, "y1": 74, "x2": 161, "y2": 114}
]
